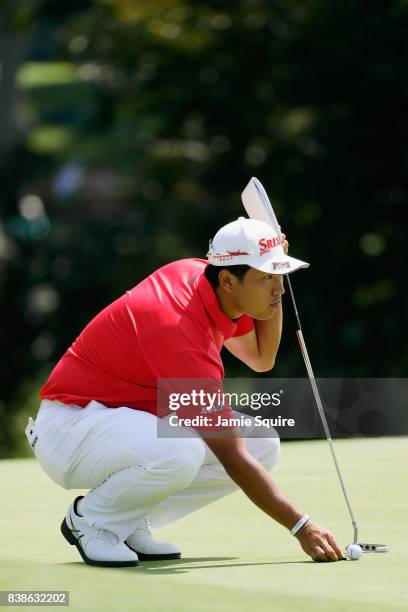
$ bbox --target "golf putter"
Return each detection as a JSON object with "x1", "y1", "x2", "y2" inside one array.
[{"x1": 241, "y1": 177, "x2": 388, "y2": 554}]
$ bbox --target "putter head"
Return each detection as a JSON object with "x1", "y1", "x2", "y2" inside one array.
[{"x1": 346, "y1": 542, "x2": 389, "y2": 553}]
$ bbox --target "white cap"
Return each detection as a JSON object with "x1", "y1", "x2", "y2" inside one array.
[{"x1": 206, "y1": 217, "x2": 309, "y2": 274}]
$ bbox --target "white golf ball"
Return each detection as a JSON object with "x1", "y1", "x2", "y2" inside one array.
[{"x1": 347, "y1": 544, "x2": 362, "y2": 560}]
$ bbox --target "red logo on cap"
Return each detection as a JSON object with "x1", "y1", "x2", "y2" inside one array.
[{"x1": 259, "y1": 237, "x2": 281, "y2": 255}]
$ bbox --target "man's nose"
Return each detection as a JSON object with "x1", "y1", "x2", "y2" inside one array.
[{"x1": 273, "y1": 278, "x2": 285, "y2": 295}]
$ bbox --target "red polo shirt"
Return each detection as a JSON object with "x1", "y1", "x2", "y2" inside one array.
[{"x1": 40, "y1": 258, "x2": 254, "y2": 414}]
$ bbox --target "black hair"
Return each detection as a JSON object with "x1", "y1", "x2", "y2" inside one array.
[{"x1": 204, "y1": 264, "x2": 250, "y2": 290}]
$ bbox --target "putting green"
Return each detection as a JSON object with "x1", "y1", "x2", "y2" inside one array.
[{"x1": 1, "y1": 438, "x2": 407, "y2": 611}]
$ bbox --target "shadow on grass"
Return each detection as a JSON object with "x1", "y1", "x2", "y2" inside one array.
[{"x1": 56, "y1": 557, "x2": 315, "y2": 575}]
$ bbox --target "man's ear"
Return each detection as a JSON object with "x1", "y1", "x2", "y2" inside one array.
[{"x1": 218, "y1": 269, "x2": 236, "y2": 293}]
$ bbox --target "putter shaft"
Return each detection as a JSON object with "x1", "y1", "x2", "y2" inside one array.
[{"x1": 285, "y1": 276, "x2": 359, "y2": 543}]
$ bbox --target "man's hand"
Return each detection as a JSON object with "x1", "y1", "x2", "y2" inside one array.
[
  {"x1": 281, "y1": 233, "x2": 289, "y2": 255},
  {"x1": 295, "y1": 520, "x2": 345, "y2": 562},
  {"x1": 202, "y1": 433, "x2": 345, "y2": 562}
]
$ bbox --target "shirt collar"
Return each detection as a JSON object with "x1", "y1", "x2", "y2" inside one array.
[{"x1": 197, "y1": 274, "x2": 237, "y2": 340}]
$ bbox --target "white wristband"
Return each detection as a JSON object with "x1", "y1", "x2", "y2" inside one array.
[{"x1": 290, "y1": 514, "x2": 310, "y2": 536}]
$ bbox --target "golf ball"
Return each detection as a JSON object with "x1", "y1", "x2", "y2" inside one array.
[{"x1": 347, "y1": 544, "x2": 362, "y2": 560}]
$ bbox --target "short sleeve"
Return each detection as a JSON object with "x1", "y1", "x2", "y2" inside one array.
[{"x1": 232, "y1": 315, "x2": 254, "y2": 337}]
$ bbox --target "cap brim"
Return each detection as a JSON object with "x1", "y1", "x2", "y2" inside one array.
[{"x1": 252, "y1": 254, "x2": 310, "y2": 275}]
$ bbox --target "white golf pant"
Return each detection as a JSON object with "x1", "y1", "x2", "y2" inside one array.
[{"x1": 27, "y1": 400, "x2": 280, "y2": 541}]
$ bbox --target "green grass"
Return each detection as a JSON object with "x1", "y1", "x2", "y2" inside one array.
[{"x1": 1, "y1": 438, "x2": 407, "y2": 611}]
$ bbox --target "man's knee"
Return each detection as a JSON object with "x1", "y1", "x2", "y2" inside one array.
[
  {"x1": 162, "y1": 437, "x2": 206, "y2": 489},
  {"x1": 246, "y1": 436, "x2": 281, "y2": 471}
]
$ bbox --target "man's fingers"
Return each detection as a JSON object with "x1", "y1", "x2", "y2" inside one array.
[
  {"x1": 313, "y1": 545, "x2": 330, "y2": 562},
  {"x1": 312, "y1": 537, "x2": 341, "y2": 562},
  {"x1": 324, "y1": 544, "x2": 339, "y2": 561},
  {"x1": 326, "y1": 533, "x2": 345, "y2": 559},
  {"x1": 320, "y1": 533, "x2": 345, "y2": 561}
]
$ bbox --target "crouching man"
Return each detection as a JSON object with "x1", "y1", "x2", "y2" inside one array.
[{"x1": 26, "y1": 217, "x2": 344, "y2": 566}]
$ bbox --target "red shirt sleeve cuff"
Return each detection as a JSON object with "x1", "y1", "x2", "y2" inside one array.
[{"x1": 232, "y1": 315, "x2": 254, "y2": 337}]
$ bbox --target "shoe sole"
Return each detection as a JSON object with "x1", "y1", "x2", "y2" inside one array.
[
  {"x1": 61, "y1": 519, "x2": 140, "y2": 567},
  {"x1": 125, "y1": 542, "x2": 181, "y2": 561}
]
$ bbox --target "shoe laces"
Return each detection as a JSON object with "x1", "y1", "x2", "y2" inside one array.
[
  {"x1": 95, "y1": 528, "x2": 118, "y2": 545},
  {"x1": 134, "y1": 516, "x2": 152, "y2": 534}
]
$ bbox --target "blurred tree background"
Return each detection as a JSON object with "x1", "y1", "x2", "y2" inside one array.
[{"x1": 1, "y1": 0, "x2": 407, "y2": 456}]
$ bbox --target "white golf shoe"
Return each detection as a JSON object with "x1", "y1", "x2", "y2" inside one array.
[
  {"x1": 61, "y1": 496, "x2": 139, "y2": 567},
  {"x1": 125, "y1": 517, "x2": 181, "y2": 560}
]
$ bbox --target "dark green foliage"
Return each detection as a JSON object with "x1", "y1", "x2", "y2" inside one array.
[{"x1": 1, "y1": 0, "x2": 407, "y2": 455}]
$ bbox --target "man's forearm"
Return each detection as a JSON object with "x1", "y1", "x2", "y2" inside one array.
[
  {"x1": 205, "y1": 437, "x2": 345, "y2": 562},
  {"x1": 223, "y1": 449, "x2": 303, "y2": 531},
  {"x1": 254, "y1": 304, "x2": 283, "y2": 370}
]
